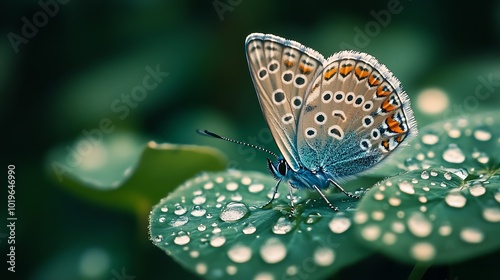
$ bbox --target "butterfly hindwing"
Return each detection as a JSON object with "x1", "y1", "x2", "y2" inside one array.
[
  {"x1": 297, "y1": 51, "x2": 417, "y2": 179},
  {"x1": 245, "y1": 33, "x2": 325, "y2": 171}
]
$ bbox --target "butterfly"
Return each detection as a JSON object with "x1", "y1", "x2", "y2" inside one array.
[{"x1": 200, "y1": 33, "x2": 417, "y2": 215}]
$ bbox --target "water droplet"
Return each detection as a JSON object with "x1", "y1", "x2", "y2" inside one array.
[
  {"x1": 174, "y1": 231, "x2": 190, "y2": 245},
  {"x1": 404, "y1": 158, "x2": 420, "y2": 171},
  {"x1": 215, "y1": 176, "x2": 224, "y2": 183},
  {"x1": 477, "y1": 153, "x2": 490, "y2": 164},
  {"x1": 191, "y1": 206, "x2": 207, "y2": 217},
  {"x1": 227, "y1": 244, "x2": 252, "y2": 263},
  {"x1": 249, "y1": 183, "x2": 264, "y2": 193},
  {"x1": 241, "y1": 176, "x2": 252, "y2": 185},
  {"x1": 448, "y1": 129, "x2": 461, "y2": 138},
  {"x1": 313, "y1": 247, "x2": 335, "y2": 266},
  {"x1": 371, "y1": 211, "x2": 385, "y2": 221},
  {"x1": 231, "y1": 193, "x2": 243, "y2": 201},
  {"x1": 206, "y1": 213, "x2": 213, "y2": 219},
  {"x1": 354, "y1": 211, "x2": 368, "y2": 224},
  {"x1": 445, "y1": 168, "x2": 468, "y2": 180},
  {"x1": 411, "y1": 178, "x2": 419, "y2": 184},
  {"x1": 445, "y1": 190, "x2": 467, "y2": 208},
  {"x1": 190, "y1": 250, "x2": 199, "y2": 258},
  {"x1": 407, "y1": 212, "x2": 432, "y2": 237},
  {"x1": 438, "y1": 224, "x2": 452, "y2": 236},
  {"x1": 152, "y1": 235, "x2": 163, "y2": 243},
  {"x1": 286, "y1": 266, "x2": 298, "y2": 276},
  {"x1": 254, "y1": 272, "x2": 274, "y2": 280},
  {"x1": 418, "y1": 196, "x2": 428, "y2": 203},
  {"x1": 411, "y1": 242, "x2": 435, "y2": 261},
  {"x1": 469, "y1": 183, "x2": 486, "y2": 197},
  {"x1": 260, "y1": 238, "x2": 287, "y2": 264},
  {"x1": 460, "y1": 228, "x2": 484, "y2": 243},
  {"x1": 243, "y1": 223, "x2": 257, "y2": 234},
  {"x1": 272, "y1": 216, "x2": 293, "y2": 234},
  {"x1": 226, "y1": 265, "x2": 237, "y2": 275},
  {"x1": 197, "y1": 224, "x2": 206, "y2": 231},
  {"x1": 382, "y1": 232, "x2": 397, "y2": 245},
  {"x1": 160, "y1": 206, "x2": 169, "y2": 212},
  {"x1": 212, "y1": 227, "x2": 221, "y2": 234},
  {"x1": 374, "y1": 192, "x2": 384, "y2": 200},
  {"x1": 430, "y1": 170, "x2": 438, "y2": 176},
  {"x1": 216, "y1": 195, "x2": 226, "y2": 203},
  {"x1": 192, "y1": 195, "x2": 206, "y2": 205},
  {"x1": 422, "y1": 134, "x2": 439, "y2": 145},
  {"x1": 209, "y1": 235, "x2": 226, "y2": 247},
  {"x1": 174, "y1": 203, "x2": 187, "y2": 215},
  {"x1": 329, "y1": 215, "x2": 351, "y2": 234},
  {"x1": 388, "y1": 197, "x2": 402, "y2": 207},
  {"x1": 226, "y1": 182, "x2": 238, "y2": 191},
  {"x1": 305, "y1": 212, "x2": 322, "y2": 224},
  {"x1": 195, "y1": 263, "x2": 207, "y2": 275},
  {"x1": 474, "y1": 130, "x2": 492, "y2": 141},
  {"x1": 203, "y1": 182, "x2": 214, "y2": 190},
  {"x1": 220, "y1": 202, "x2": 248, "y2": 222},
  {"x1": 170, "y1": 216, "x2": 189, "y2": 227},
  {"x1": 361, "y1": 224, "x2": 381, "y2": 241},
  {"x1": 495, "y1": 192, "x2": 500, "y2": 203},
  {"x1": 442, "y1": 144, "x2": 466, "y2": 163},
  {"x1": 483, "y1": 207, "x2": 500, "y2": 222},
  {"x1": 158, "y1": 217, "x2": 166, "y2": 223},
  {"x1": 443, "y1": 172, "x2": 452, "y2": 180},
  {"x1": 391, "y1": 221, "x2": 405, "y2": 233},
  {"x1": 398, "y1": 181, "x2": 415, "y2": 195}
]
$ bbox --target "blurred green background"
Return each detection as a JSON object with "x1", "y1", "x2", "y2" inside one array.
[{"x1": 1, "y1": 0, "x2": 499, "y2": 279}]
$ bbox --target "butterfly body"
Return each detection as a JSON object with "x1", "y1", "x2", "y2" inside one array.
[{"x1": 243, "y1": 33, "x2": 417, "y2": 212}]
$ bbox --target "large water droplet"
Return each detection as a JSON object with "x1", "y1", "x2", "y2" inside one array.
[
  {"x1": 361, "y1": 224, "x2": 381, "y2": 241},
  {"x1": 445, "y1": 190, "x2": 467, "y2": 208},
  {"x1": 226, "y1": 182, "x2": 238, "y2": 191},
  {"x1": 170, "y1": 216, "x2": 189, "y2": 227},
  {"x1": 482, "y1": 207, "x2": 500, "y2": 222},
  {"x1": 192, "y1": 196, "x2": 207, "y2": 205},
  {"x1": 442, "y1": 144, "x2": 465, "y2": 163},
  {"x1": 242, "y1": 223, "x2": 257, "y2": 234},
  {"x1": 209, "y1": 235, "x2": 226, "y2": 247},
  {"x1": 174, "y1": 203, "x2": 187, "y2": 215},
  {"x1": 174, "y1": 231, "x2": 190, "y2": 245},
  {"x1": 329, "y1": 215, "x2": 351, "y2": 234},
  {"x1": 191, "y1": 205, "x2": 207, "y2": 217},
  {"x1": 227, "y1": 244, "x2": 252, "y2": 263},
  {"x1": 398, "y1": 181, "x2": 415, "y2": 195},
  {"x1": 220, "y1": 202, "x2": 248, "y2": 222},
  {"x1": 313, "y1": 247, "x2": 335, "y2": 266},
  {"x1": 422, "y1": 134, "x2": 439, "y2": 145},
  {"x1": 469, "y1": 182, "x2": 486, "y2": 196},
  {"x1": 407, "y1": 212, "x2": 432, "y2": 237},
  {"x1": 411, "y1": 242, "x2": 435, "y2": 261},
  {"x1": 460, "y1": 228, "x2": 484, "y2": 243},
  {"x1": 474, "y1": 129, "x2": 492, "y2": 141},
  {"x1": 260, "y1": 238, "x2": 287, "y2": 264},
  {"x1": 272, "y1": 216, "x2": 293, "y2": 234},
  {"x1": 248, "y1": 183, "x2": 264, "y2": 193}
]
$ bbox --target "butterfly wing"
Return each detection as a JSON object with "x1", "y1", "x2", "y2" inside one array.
[
  {"x1": 297, "y1": 51, "x2": 417, "y2": 179},
  {"x1": 245, "y1": 33, "x2": 325, "y2": 171}
]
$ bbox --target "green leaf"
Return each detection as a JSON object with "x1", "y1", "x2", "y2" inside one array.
[
  {"x1": 149, "y1": 170, "x2": 372, "y2": 280},
  {"x1": 354, "y1": 110, "x2": 500, "y2": 264},
  {"x1": 47, "y1": 134, "x2": 227, "y2": 215}
]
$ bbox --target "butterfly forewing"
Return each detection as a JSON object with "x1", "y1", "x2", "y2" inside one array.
[
  {"x1": 245, "y1": 33, "x2": 325, "y2": 171},
  {"x1": 297, "y1": 51, "x2": 417, "y2": 178}
]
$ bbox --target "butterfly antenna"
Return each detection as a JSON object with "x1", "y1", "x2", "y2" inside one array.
[{"x1": 197, "y1": 129, "x2": 279, "y2": 159}]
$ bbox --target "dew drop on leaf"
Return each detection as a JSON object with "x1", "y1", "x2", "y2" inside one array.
[{"x1": 220, "y1": 202, "x2": 248, "y2": 222}]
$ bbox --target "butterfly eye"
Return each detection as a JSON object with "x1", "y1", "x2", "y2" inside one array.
[{"x1": 278, "y1": 160, "x2": 287, "y2": 176}]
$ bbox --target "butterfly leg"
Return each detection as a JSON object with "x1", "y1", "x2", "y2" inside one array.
[
  {"x1": 312, "y1": 185, "x2": 339, "y2": 211},
  {"x1": 262, "y1": 179, "x2": 282, "y2": 209},
  {"x1": 288, "y1": 187, "x2": 296, "y2": 218},
  {"x1": 328, "y1": 179, "x2": 361, "y2": 199}
]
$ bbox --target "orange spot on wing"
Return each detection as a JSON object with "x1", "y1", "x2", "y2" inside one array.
[
  {"x1": 369, "y1": 74, "x2": 381, "y2": 86},
  {"x1": 299, "y1": 64, "x2": 313, "y2": 74},
  {"x1": 355, "y1": 66, "x2": 369, "y2": 80},
  {"x1": 396, "y1": 134, "x2": 405, "y2": 143},
  {"x1": 284, "y1": 60, "x2": 294, "y2": 67},
  {"x1": 339, "y1": 64, "x2": 353, "y2": 77},
  {"x1": 324, "y1": 67, "x2": 337, "y2": 80},
  {"x1": 386, "y1": 114, "x2": 405, "y2": 134},
  {"x1": 381, "y1": 98, "x2": 397, "y2": 112},
  {"x1": 377, "y1": 85, "x2": 391, "y2": 97},
  {"x1": 381, "y1": 140, "x2": 390, "y2": 151}
]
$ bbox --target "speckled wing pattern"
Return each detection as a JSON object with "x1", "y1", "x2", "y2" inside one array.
[
  {"x1": 245, "y1": 33, "x2": 417, "y2": 179},
  {"x1": 245, "y1": 33, "x2": 325, "y2": 171}
]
